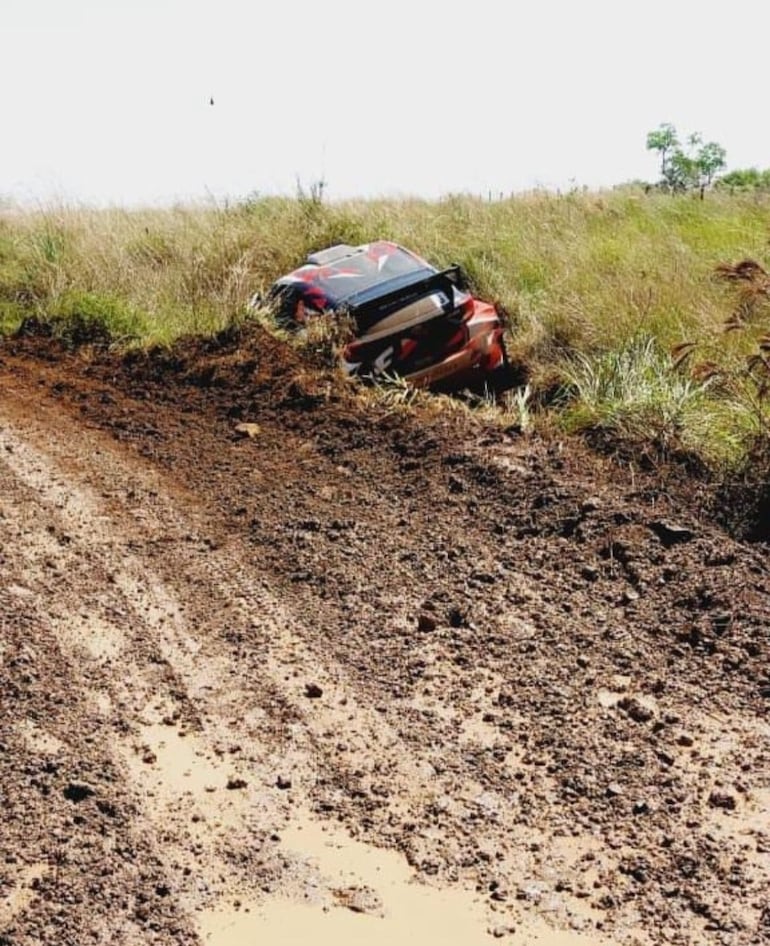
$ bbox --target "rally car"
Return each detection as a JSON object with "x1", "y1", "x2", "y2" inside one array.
[{"x1": 258, "y1": 241, "x2": 510, "y2": 390}]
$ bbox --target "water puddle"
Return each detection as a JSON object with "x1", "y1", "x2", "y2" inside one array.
[
  {"x1": 0, "y1": 864, "x2": 48, "y2": 925},
  {"x1": 69, "y1": 613, "x2": 125, "y2": 661},
  {"x1": 127, "y1": 723, "x2": 243, "y2": 814},
  {"x1": 200, "y1": 816, "x2": 494, "y2": 945},
  {"x1": 18, "y1": 721, "x2": 64, "y2": 756},
  {"x1": 706, "y1": 786, "x2": 770, "y2": 841},
  {"x1": 199, "y1": 814, "x2": 616, "y2": 946}
]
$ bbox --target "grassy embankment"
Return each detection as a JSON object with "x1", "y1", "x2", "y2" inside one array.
[{"x1": 1, "y1": 190, "x2": 769, "y2": 472}]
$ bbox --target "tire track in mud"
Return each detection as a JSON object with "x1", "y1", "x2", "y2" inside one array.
[
  {"x1": 0, "y1": 395, "x2": 616, "y2": 945},
  {"x1": 0, "y1": 489, "x2": 196, "y2": 942}
]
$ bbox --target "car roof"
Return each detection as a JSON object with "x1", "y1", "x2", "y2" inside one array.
[{"x1": 275, "y1": 241, "x2": 435, "y2": 310}]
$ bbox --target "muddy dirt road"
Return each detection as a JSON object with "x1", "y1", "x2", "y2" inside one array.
[{"x1": 1, "y1": 329, "x2": 768, "y2": 945}]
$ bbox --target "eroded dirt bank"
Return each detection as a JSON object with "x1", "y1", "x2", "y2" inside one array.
[{"x1": 1, "y1": 328, "x2": 768, "y2": 945}]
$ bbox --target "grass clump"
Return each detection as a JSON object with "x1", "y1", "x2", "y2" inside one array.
[
  {"x1": 560, "y1": 335, "x2": 712, "y2": 453},
  {"x1": 0, "y1": 300, "x2": 26, "y2": 334},
  {"x1": 43, "y1": 290, "x2": 148, "y2": 348}
]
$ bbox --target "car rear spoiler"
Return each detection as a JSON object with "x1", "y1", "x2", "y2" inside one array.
[{"x1": 345, "y1": 266, "x2": 468, "y2": 333}]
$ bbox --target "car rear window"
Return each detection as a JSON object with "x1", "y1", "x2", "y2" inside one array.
[{"x1": 307, "y1": 243, "x2": 433, "y2": 305}]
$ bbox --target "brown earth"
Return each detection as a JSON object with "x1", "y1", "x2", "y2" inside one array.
[{"x1": 1, "y1": 326, "x2": 768, "y2": 946}]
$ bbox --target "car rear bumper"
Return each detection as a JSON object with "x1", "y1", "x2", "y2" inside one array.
[{"x1": 404, "y1": 321, "x2": 507, "y2": 388}]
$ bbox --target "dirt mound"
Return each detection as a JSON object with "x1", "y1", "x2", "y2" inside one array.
[
  {"x1": 1, "y1": 332, "x2": 768, "y2": 946},
  {"x1": 716, "y1": 459, "x2": 770, "y2": 543},
  {"x1": 10, "y1": 318, "x2": 339, "y2": 402}
]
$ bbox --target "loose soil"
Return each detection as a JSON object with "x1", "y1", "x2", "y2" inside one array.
[{"x1": 1, "y1": 326, "x2": 768, "y2": 945}]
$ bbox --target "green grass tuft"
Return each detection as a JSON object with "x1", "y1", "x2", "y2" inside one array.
[{"x1": 560, "y1": 335, "x2": 711, "y2": 446}]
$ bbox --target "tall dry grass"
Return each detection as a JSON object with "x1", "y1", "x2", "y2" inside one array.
[{"x1": 2, "y1": 188, "x2": 769, "y2": 467}]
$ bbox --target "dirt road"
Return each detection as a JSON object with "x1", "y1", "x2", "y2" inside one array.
[{"x1": 1, "y1": 329, "x2": 768, "y2": 945}]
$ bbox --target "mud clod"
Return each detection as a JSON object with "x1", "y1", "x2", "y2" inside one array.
[
  {"x1": 618, "y1": 696, "x2": 656, "y2": 723},
  {"x1": 708, "y1": 791, "x2": 737, "y2": 811},
  {"x1": 417, "y1": 613, "x2": 437, "y2": 633},
  {"x1": 63, "y1": 781, "x2": 96, "y2": 803}
]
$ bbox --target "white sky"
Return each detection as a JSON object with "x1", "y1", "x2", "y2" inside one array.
[{"x1": 2, "y1": 0, "x2": 768, "y2": 206}]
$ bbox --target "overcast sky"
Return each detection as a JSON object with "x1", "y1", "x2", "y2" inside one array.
[{"x1": 2, "y1": 0, "x2": 768, "y2": 206}]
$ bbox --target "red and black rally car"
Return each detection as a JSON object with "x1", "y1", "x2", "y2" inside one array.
[{"x1": 260, "y1": 241, "x2": 510, "y2": 390}]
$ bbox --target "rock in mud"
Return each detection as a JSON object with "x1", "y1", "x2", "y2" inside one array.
[
  {"x1": 333, "y1": 885, "x2": 384, "y2": 916},
  {"x1": 234, "y1": 422, "x2": 261, "y2": 439},
  {"x1": 490, "y1": 924, "x2": 517, "y2": 938},
  {"x1": 647, "y1": 520, "x2": 695, "y2": 547}
]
